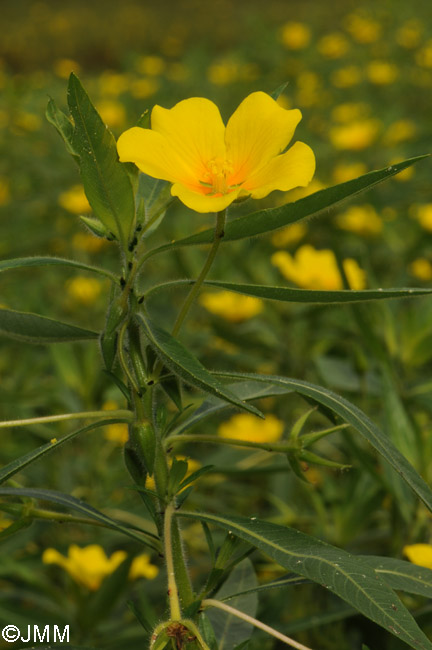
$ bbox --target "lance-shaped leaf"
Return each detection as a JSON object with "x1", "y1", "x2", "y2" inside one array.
[
  {"x1": 46, "y1": 97, "x2": 78, "y2": 160},
  {"x1": 146, "y1": 279, "x2": 432, "y2": 305},
  {"x1": 178, "y1": 511, "x2": 432, "y2": 650},
  {"x1": 362, "y1": 555, "x2": 432, "y2": 599},
  {"x1": 0, "y1": 256, "x2": 116, "y2": 281},
  {"x1": 144, "y1": 155, "x2": 428, "y2": 259},
  {"x1": 67, "y1": 73, "x2": 135, "y2": 246},
  {"x1": 0, "y1": 418, "x2": 130, "y2": 485},
  {"x1": 0, "y1": 487, "x2": 159, "y2": 551},
  {"x1": 169, "y1": 380, "x2": 291, "y2": 437},
  {"x1": 136, "y1": 314, "x2": 262, "y2": 417},
  {"x1": 214, "y1": 371, "x2": 432, "y2": 515},
  {"x1": 0, "y1": 308, "x2": 98, "y2": 343}
]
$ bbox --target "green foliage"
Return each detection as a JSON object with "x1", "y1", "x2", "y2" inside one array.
[
  {"x1": 0, "y1": 307, "x2": 98, "y2": 343},
  {"x1": 180, "y1": 511, "x2": 432, "y2": 650},
  {"x1": 66, "y1": 73, "x2": 135, "y2": 247}
]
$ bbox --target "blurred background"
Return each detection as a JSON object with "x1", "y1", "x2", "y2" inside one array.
[{"x1": 1, "y1": 1, "x2": 432, "y2": 648}]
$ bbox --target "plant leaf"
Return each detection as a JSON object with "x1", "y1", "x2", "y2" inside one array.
[
  {"x1": 179, "y1": 511, "x2": 432, "y2": 650},
  {"x1": 214, "y1": 371, "x2": 432, "y2": 516},
  {"x1": 363, "y1": 555, "x2": 432, "y2": 599},
  {"x1": 67, "y1": 73, "x2": 135, "y2": 245},
  {"x1": 146, "y1": 279, "x2": 432, "y2": 305},
  {"x1": 144, "y1": 156, "x2": 429, "y2": 258},
  {"x1": 136, "y1": 314, "x2": 262, "y2": 417},
  {"x1": 46, "y1": 97, "x2": 78, "y2": 159},
  {"x1": 0, "y1": 256, "x2": 116, "y2": 280},
  {"x1": 169, "y1": 381, "x2": 291, "y2": 437},
  {"x1": 207, "y1": 559, "x2": 258, "y2": 650},
  {"x1": 0, "y1": 418, "x2": 129, "y2": 485},
  {"x1": 0, "y1": 487, "x2": 159, "y2": 551},
  {"x1": 0, "y1": 308, "x2": 98, "y2": 343}
]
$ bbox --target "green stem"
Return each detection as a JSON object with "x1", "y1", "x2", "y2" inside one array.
[
  {"x1": 0, "y1": 410, "x2": 133, "y2": 429},
  {"x1": 202, "y1": 599, "x2": 315, "y2": 650},
  {"x1": 166, "y1": 433, "x2": 295, "y2": 453},
  {"x1": 164, "y1": 503, "x2": 182, "y2": 620},
  {"x1": 172, "y1": 209, "x2": 226, "y2": 338}
]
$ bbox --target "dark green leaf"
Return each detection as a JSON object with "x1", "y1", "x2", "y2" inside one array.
[
  {"x1": 136, "y1": 314, "x2": 262, "y2": 417},
  {"x1": 0, "y1": 308, "x2": 98, "y2": 343},
  {"x1": 46, "y1": 97, "x2": 78, "y2": 159},
  {"x1": 168, "y1": 381, "x2": 291, "y2": 437},
  {"x1": 67, "y1": 73, "x2": 135, "y2": 245},
  {"x1": 0, "y1": 256, "x2": 117, "y2": 281},
  {"x1": 270, "y1": 82, "x2": 288, "y2": 100},
  {"x1": 215, "y1": 371, "x2": 432, "y2": 516},
  {"x1": 363, "y1": 555, "x2": 432, "y2": 599},
  {"x1": 146, "y1": 279, "x2": 432, "y2": 305},
  {"x1": 180, "y1": 511, "x2": 432, "y2": 650},
  {"x1": 0, "y1": 419, "x2": 128, "y2": 485},
  {"x1": 0, "y1": 517, "x2": 32, "y2": 542},
  {"x1": 207, "y1": 559, "x2": 258, "y2": 650},
  {"x1": 0, "y1": 487, "x2": 159, "y2": 551},
  {"x1": 144, "y1": 156, "x2": 429, "y2": 258}
]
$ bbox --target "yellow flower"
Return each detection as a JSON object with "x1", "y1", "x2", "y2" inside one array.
[
  {"x1": 66, "y1": 276, "x2": 103, "y2": 305},
  {"x1": 98, "y1": 72, "x2": 128, "y2": 97},
  {"x1": 271, "y1": 223, "x2": 307, "y2": 248},
  {"x1": 130, "y1": 78, "x2": 159, "y2": 99},
  {"x1": 332, "y1": 162, "x2": 368, "y2": 184},
  {"x1": 410, "y1": 259, "x2": 432, "y2": 281},
  {"x1": 96, "y1": 100, "x2": 126, "y2": 128},
  {"x1": 335, "y1": 205, "x2": 383, "y2": 236},
  {"x1": 207, "y1": 61, "x2": 239, "y2": 85},
  {"x1": 367, "y1": 61, "x2": 398, "y2": 85},
  {"x1": 130, "y1": 554, "x2": 159, "y2": 580},
  {"x1": 416, "y1": 41, "x2": 432, "y2": 68},
  {"x1": 54, "y1": 58, "x2": 81, "y2": 79},
  {"x1": 146, "y1": 456, "x2": 201, "y2": 491},
  {"x1": 272, "y1": 245, "x2": 366, "y2": 290},
  {"x1": 383, "y1": 120, "x2": 416, "y2": 145},
  {"x1": 59, "y1": 185, "x2": 91, "y2": 214},
  {"x1": 117, "y1": 92, "x2": 315, "y2": 213},
  {"x1": 218, "y1": 413, "x2": 284, "y2": 443},
  {"x1": 344, "y1": 14, "x2": 381, "y2": 44},
  {"x1": 43, "y1": 545, "x2": 127, "y2": 590},
  {"x1": 103, "y1": 400, "x2": 129, "y2": 445},
  {"x1": 331, "y1": 66, "x2": 362, "y2": 88},
  {"x1": 404, "y1": 544, "x2": 432, "y2": 569},
  {"x1": 43, "y1": 545, "x2": 158, "y2": 590},
  {"x1": 317, "y1": 32, "x2": 350, "y2": 59},
  {"x1": 199, "y1": 291, "x2": 263, "y2": 322},
  {"x1": 329, "y1": 120, "x2": 380, "y2": 150},
  {"x1": 72, "y1": 232, "x2": 108, "y2": 253},
  {"x1": 414, "y1": 204, "x2": 432, "y2": 231},
  {"x1": 136, "y1": 55, "x2": 165, "y2": 76},
  {"x1": 331, "y1": 103, "x2": 370, "y2": 123},
  {"x1": 281, "y1": 22, "x2": 311, "y2": 49},
  {"x1": 0, "y1": 178, "x2": 10, "y2": 206},
  {"x1": 396, "y1": 21, "x2": 422, "y2": 49}
]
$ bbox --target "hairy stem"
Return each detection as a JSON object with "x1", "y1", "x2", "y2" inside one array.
[{"x1": 164, "y1": 502, "x2": 182, "y2": 620}]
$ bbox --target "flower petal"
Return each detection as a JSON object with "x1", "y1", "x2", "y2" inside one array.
[
  {"x1": 151, "y1": 98, "x2": 226, "y2": 179},
  {"x1": 171, "y1": 183, "x2": 243, "y2": 214},
  {"x1": 117, "y1": 127, "x2": 192, "y2": 184},
  {"x1": 243, "y1": 141, "x2": 316, "y2": 199},
  {"x1": 225, "y1": 92, "x2": 302, "y2": 183}
]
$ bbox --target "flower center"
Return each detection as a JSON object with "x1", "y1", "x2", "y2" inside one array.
[{"x1": 200, "y1": 157, "x2": 235, "y2": 195}]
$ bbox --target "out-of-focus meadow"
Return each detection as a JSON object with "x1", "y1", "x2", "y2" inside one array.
[{"x1": 1, "y1": 0, "x2": 432, "y2": 648}]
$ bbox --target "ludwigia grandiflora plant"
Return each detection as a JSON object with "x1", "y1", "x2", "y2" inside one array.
[{"x1": 1, "y1": 74, "x2": 432, "y2": 649}]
